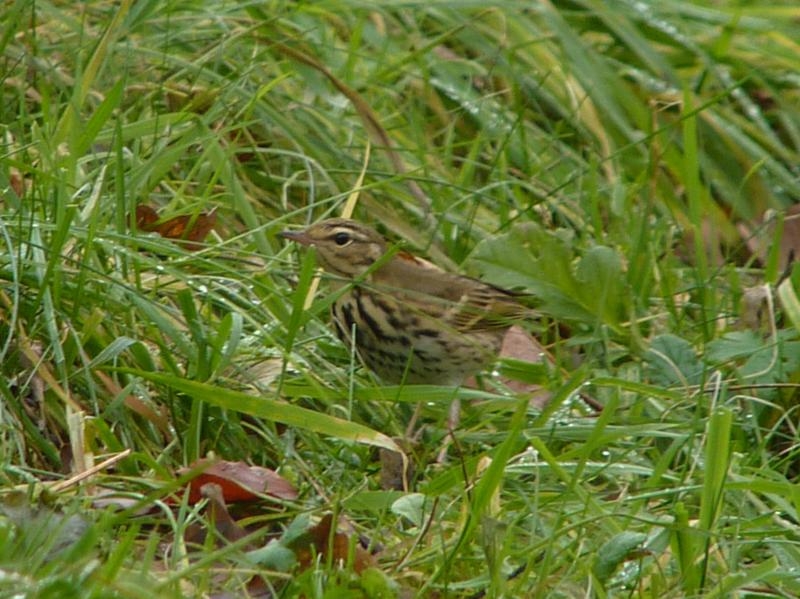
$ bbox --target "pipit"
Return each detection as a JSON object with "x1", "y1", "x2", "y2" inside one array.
[{"x1": 280, "y1": 218, "x2": 526, "y2": 387}]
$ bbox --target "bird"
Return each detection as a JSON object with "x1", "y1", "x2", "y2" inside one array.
[{"x1": 279, "y1": 218, "x2": 527, "y2": 388}]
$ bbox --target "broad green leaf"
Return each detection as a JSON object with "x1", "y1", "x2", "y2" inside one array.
[
  {"x1": 705, "y1": 331, "x2": 763, "y2": 363},
  {"x1": 593, "y1": 531, "x2": 648, "y2": 583},
  {"x1": 644, "y1": 334, "x2": 703, "y2": 387},
  {"x1": 576, "y1": 246, "x2": 624, "y2": 326},
  {"x1": 471, "y1": 223, "x2": 627, "y2": 331}
]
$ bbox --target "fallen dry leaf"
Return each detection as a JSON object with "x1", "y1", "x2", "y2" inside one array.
[
  {"x1": 379, "y1": 443, "x2": 414, "y2": 491},
  {"x1": 289, "y1": 513, "x2": 375, "y2": 573},
  {"x1": 9, "y1": 167, "x2": 27, "y2": 197},
  {"x1": 497, "y1": 325, "x2": 552, "y2": 409},
  {"x1": 179, "y1": 459, "x2": 298, "y2": 504},
  {"x1": 200, "y1": 482, "x2": 249, "y2": 543},
  {"x1": 132, "y1": 205, "x2": 217, "y2": 250},
  {"x1": 739, "y1": 205, "x2": 800, "y2": 272},
  {"x1": 739, "y1": 284, "x2": 773, "y2": 331}
]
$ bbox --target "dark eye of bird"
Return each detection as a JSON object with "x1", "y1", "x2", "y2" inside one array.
[{"x1": 333, "y1": 232, "x2": 351, "y2": 246}]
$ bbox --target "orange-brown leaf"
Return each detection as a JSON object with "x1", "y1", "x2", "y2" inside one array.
[
  {"x1": 132, "y1": 205, "x2": 217, "y2": 250},
  {"x1": 290, "y1": 514, "x2": 374, "y2": 573},
  {"x1": 133, "y1": 205, "x2": 160, "y2": 229},
  {"x1": 180, "y1": 459, "x2": 298, "y2": 504},
  {"x1": 201, "y1": 482, "x2": 249, "y2": 543}
]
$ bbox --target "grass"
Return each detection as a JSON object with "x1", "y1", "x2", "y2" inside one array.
[{"x1": 2, "y1": 0, "x2": 800, "y2": 597}]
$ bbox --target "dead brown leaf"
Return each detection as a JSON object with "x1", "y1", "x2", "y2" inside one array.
[
  {"x1": 179, "y1": 459, "x2": 298, "y2": 504},
  {"x1": 132, "y1": 205, "x2": 217, "y2": 250},
  {"x1": 739, "y1": 204, "x2": 800, "y2": 272},
  {"x1": 496, "y1": 325, "x2": 552, "y2": 409},
  {"x1": 200, "y1": 482, "x2": 249, "y2": 543},
  {"x1": 289, "y1": 514, "x2": 375, "y2": 574}
]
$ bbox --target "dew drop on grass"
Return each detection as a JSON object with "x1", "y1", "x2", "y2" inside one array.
[{"x1": 520, "y1": 446, "x2": 539, "y2": 463}]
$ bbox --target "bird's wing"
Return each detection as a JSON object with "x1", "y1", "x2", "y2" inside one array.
[{"x1": 371, "y1": 252, "x2": 530, "y2": 331}]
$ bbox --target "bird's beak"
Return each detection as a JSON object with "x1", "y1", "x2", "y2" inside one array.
[{"x1": 279, "y1": 229, "x2": 313, "y2": 246}]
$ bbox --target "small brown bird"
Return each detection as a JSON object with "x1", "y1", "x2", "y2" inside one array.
[{"x1": 280, "y1": 218, "x2": 526, "y2": 387}]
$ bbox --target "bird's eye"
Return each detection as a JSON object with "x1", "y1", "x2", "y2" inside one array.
[{"x1": 333, "y1": 232, "x2": 351, "y2": 246}]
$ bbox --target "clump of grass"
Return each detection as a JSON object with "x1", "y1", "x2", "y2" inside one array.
[{"x1": 2, "y1": 1, "x2": 799, "y2": 597}]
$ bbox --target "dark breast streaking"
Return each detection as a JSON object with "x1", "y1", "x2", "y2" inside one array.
[{"x1": 332, "y1": 286, "x2": 503, "y2": 385}]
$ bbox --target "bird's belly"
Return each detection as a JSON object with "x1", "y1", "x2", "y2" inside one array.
[{"x1": 332, "y1": 291, "x2": 502, "y2": 385}]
